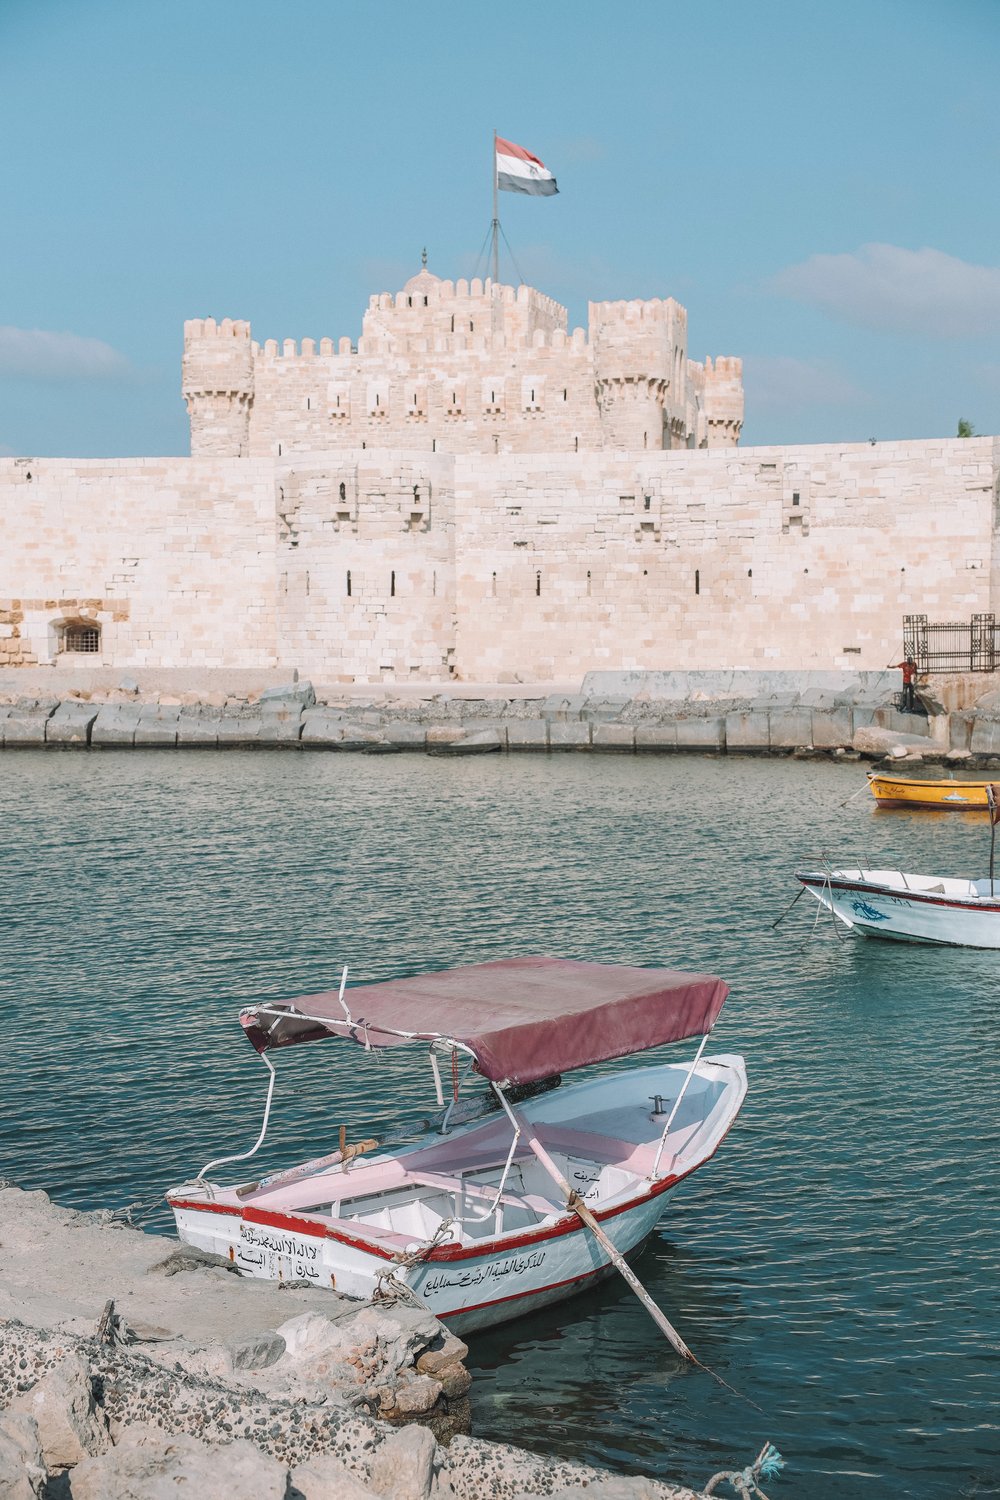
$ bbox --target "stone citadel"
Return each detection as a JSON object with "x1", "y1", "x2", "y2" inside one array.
[{"x1": 1, "y1": 265, "x2": 997, "y2": 682}]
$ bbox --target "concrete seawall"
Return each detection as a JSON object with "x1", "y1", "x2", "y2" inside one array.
[{"x1": 1, "y1": 668, "x2": 996, "y2": 762}]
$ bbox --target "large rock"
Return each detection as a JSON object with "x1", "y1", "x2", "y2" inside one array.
[
  {"x1": 258, "y1": 705, "x2": 303, "y2": 743},
  {"x1": 505, "y1": 719, "x2": 548, "y2": 750},
  {"x1": 134, "y1": 705, "x2": 180, "y2": 747},
  {"x1": 301, "y1": 712, "x2": 386, "y2": 749},
  {"x1": 260, "y1": 679, "x2": 316, "y2": 710},
  {"x1": 725, "y1": 710, "x2": 770, "y2": 750},
  {"x1": 70, "y1": 1429, "x2": 289, "y2": 1500},
  {"x1": 767, "y1": 707, "x2": 815, "y2": 749},
  {"x1": 370, "y1": 1424, "x2": 436, "y2": 1500},
  {"x1": 591, "y1": 724, "x2": 634, "y2": 751},
  {"x1": 91, "y1": 704, "x2": 143, "y2": 746},
  {"x1": 290, "y1": 1451, "x2": 379, "y2": 1499},
  {"x1": 0, "y1": 1412, "x2": 46, "y2": 1499},
  {"x1": 635, "y1": 724, "x2": 678, "y2": 751},
  {"x1": 548, "y1": 721, "x2": 591, "y2": 750},
  {"x1": 970, "y1": 718, "x2": 1000, "y2": 756},
  {"x1": 852, "y1": 725, "x2": 934, "y2": 756},
  {"x1": 383, "y1": 721, "x2": 427, "y2": 748},
  {"x1": 1, "y1": 712, "x2": 53, "y2": 747},
  {"x1": 427, "y1": 729, "x2": 503, "y2": 756},
  {"x1": 674, "y1": 717, "x2": 724, "y2": 751},
  {"x1": 176, "y1": 710, "x2": 221, "y2": 746},
  {"x1": 217, "y1": 713, "x2": 262, "y2": 745},
  {"x1": 810, "y1": 707, "x2": 854, "y2": 748},
  {"x1": 46, "y1": 700, "x2": 99, "y2": 745},
  {"x1": 10, "y1": 1352, "x2": 109, "y2": 1468},
  {"x1": 541, "y1": 694, "x2": 586, "y2": 721}
]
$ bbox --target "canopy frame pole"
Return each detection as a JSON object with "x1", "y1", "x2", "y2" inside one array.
[
  {"x1": 428, "y1": 1047, "x2": 445, "y2": 1108},
  {"x1": 197, "y1": 1053, "x2": 276, "y2": 1183},
  {"x1": 452, "y1": 1113, "x2": 522, "y2": 1225},
  {"x1": 650, "y1": 1034, "x2": 709, "y2": 1180},
  {"x1": 491, "y1": 1089, "x2": 697, "y2": 1365}
]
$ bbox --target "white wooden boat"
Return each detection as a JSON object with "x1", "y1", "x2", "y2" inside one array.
[
  {"x1": 167, "y1": 957, "x2": 747, "y2": 1333},
  {"x1": 796, "y1": 867, "x2": 1000, "y2": 947}
]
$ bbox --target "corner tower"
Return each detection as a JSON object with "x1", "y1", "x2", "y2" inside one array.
[
  {"x1": 590, "y1": 298, "x2": 684, "y2": 451},
  {"x1": 182, "y1": 318, "x2": 254, "y2": 457}
]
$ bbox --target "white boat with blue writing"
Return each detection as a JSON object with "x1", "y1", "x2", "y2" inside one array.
[
  {"x1": 167, "y1": 957, "x2": 747, "y2": 1334},
  {"x1": 796, "y1": 867, "x2": 1000, "y2": 947}
]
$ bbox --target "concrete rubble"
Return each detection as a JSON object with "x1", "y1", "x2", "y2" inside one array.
[
  {"x1": 0, "y1": 1187, "x2": 719, "y2": 1499},
  {"x1": 5, "y1": 665, "x2": 999, "y2": 763}
]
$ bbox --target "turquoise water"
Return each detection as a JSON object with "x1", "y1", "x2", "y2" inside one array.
[{"x1": 1, "y1": 751, "x2": 998, "y2": 1498}]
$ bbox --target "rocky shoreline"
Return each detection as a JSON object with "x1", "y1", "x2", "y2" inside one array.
[
  {"x1": 1, "y1": 667, "x2": 997, "y2": 761},
  {"x1": 0, "y1": 1186, "x2": 759, "y2": 1499}
]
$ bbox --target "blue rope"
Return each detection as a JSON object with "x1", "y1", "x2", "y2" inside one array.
[{"x1": 758, "y1": 1445, "x2": 785, "y2": 1481}]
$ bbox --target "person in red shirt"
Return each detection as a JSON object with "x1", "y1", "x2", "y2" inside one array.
[{"x1": 893, "y1": 656, "x2": 918, "y2": 712}]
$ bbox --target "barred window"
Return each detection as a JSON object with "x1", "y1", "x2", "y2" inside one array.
[{"x1": 63, "y1": 624, "x2": 100, "y2": 653}]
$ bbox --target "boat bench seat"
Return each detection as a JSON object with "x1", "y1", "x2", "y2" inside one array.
[
  {"x1": 408, "y1": 1169, "x2": 559, "y2": 1218},
  {"x1": 534, "y1": 1123, "x2": 667, "y2": 1178}
]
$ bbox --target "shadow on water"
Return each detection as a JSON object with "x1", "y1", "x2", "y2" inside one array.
[{"x1": 1, "y1": 751, "x2": 999, "y2": 1497}]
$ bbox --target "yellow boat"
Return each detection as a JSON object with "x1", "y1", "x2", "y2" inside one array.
[{"x1": 867, "y1": 772, "x2": 993, "y2": 810}]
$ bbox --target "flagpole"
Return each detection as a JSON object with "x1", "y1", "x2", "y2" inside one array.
[{"x1": 492, "y1": 128, "x2": 499, "y2": 285}]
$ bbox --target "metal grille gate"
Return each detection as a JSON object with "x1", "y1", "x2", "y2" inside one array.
[{"x1": 903, "y1": 613, "x2": 997, "y2": 673}]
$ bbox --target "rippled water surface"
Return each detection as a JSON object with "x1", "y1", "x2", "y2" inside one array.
[{"x1": 2, "y1": 751, "x2": 998, "y2": 1497}]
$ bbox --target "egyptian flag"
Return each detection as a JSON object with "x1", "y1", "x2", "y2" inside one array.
[{"x1": 496, "y1": 136, "x2": 558, "y2": 196}]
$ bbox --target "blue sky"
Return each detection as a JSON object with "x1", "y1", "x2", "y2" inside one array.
[{"x1": 1, "y1": 0, "x2": 998, "y2": 456}]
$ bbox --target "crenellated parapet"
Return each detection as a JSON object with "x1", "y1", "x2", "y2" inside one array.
[
  {"x1": 182, "y1": 264, "x2": 743, "y2": 458},
  {"x1": 183, "y1": 318, "x2": 254, "y2": 457}
]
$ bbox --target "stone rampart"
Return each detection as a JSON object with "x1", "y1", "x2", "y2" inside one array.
[{"x1": 1, "y1": 437, "x2": 996, "y2": 680}]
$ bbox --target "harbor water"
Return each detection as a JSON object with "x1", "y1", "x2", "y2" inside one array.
[{"x1": 1, "y1": 751, "x2": 998, "y2": 1498}]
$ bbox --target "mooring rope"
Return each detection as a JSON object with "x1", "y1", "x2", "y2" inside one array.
[
  {"x1": 702, "y1": 1442, "x2": 785, "y2": 1499},
  {"x1": 370, "y1": 1217, "x2": 457, "y2": 1308}
]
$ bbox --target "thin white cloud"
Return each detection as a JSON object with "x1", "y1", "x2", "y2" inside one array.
[
  {"x1": 746, "y1": 355, "x2": 866, "y2": 413},
  {"x1": 0, "y1": 326, "x2": 131, "y2": 381},
  {"x1": 771, "y1": 244, "x2": 1000, "y2": 338},
  {"x1": 557, "y1": 135, "x2": 607, "y2": 165}
]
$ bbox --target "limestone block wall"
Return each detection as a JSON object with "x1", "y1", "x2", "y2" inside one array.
[
  {"x1": 272, "y1": 451, "x2": 456, "y2": 680},
  {"x1": 0, "y1": 458, "x2": 277, "y2": 669},
  {"x1": 245, "y1": 330, "x2": 603, "y2": 459},
  {"x1": 452, "y1": 439, "x2": 997, "y2": 679},
  {"x1": 2, "y1": 438, "x2": 995, "y2": 681}
]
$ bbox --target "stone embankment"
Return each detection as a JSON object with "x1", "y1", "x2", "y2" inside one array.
[
  {"x1": 0, "y1": 1186, "x2": 719, "y2": 1499},
  {"x1": 1, "y1": 667, "x2": 999, "y2": 762}
]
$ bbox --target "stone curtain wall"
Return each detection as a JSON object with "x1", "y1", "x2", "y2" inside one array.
[
  {"x1": 273, "y1": 453, "x2": 457, "y2": 681},
  {"x1": 0, "y1": 458, "x2": 278, "y2": 669},
  {"x1": 1, "y1": 438, "x2": 996, "y2": 678},
  {"x1": 454, "y1": 439, "x2": 998, "y2": 678}
]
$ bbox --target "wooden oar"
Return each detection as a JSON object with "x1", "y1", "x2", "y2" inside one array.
[
  {"x1": 566, "y1": 1189, "x2": 695, "y2": 1360},
  {"x1": 508, "y1": 1106, "x2": 761, "y2": 1407}
]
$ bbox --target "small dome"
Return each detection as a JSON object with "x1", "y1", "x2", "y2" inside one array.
[{"x1": 402, "y1": 265, "x2": 441, "y2": 295}]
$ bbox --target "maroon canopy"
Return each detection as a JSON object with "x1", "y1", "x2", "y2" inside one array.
[{"x1": 240, "y1": 957, "x2": 729, "y2": 1085}]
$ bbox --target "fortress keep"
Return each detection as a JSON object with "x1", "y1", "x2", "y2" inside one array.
[
  {"x1": 1, "y1": 267, "x2": 997, "y2": 683},
  {"x1": 181, "y1": 267, "x2": 744, "y2": 459}
]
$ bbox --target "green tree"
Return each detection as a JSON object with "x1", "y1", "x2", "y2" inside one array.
[{"x1": 957, "y1": 418, "x2": 975, "y2": 438}]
